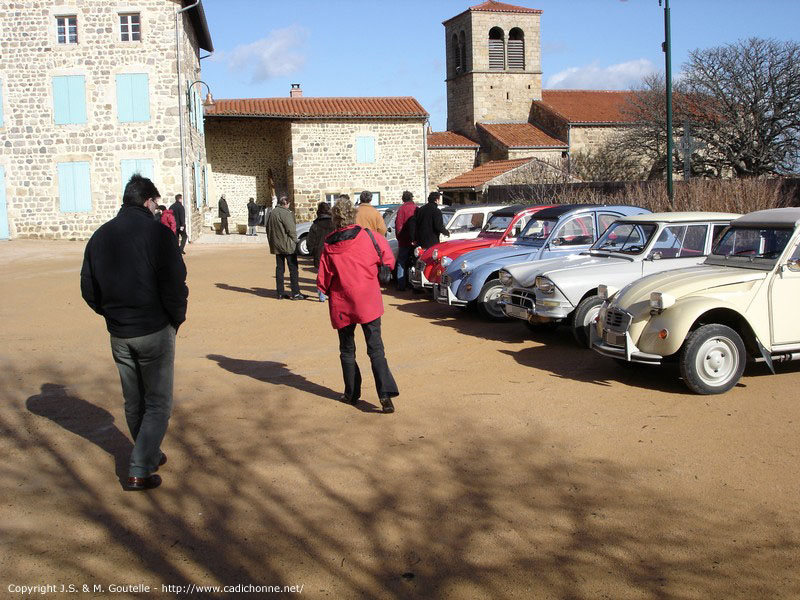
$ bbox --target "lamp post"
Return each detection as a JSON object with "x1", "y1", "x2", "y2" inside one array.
[{"x1": 660, "y1": 0, "x2": 674, "y2": 207}]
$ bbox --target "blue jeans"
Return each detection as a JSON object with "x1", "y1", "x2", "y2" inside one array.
[
  {"x1": 396, "y1": 246, "x2": 412, "y2": 290},
  {"x1": 110, "y1": 325, "x2": 176, "y2": 478}
]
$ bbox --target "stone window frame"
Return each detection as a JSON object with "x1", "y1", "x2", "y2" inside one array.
[
  {"x1": 118, "y1": 12, "x2": 142, "y2": 43},
  {"x1": 56, "y1": 15, "x2": 78, "y2": 45},
  {"x1": 49, "y1": 6, "x2": 84, "y2": 51}
]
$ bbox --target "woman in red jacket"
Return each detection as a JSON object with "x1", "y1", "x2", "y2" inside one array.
[{"x1": 317, "y1": 197, "x2": 399, "y2": 413}]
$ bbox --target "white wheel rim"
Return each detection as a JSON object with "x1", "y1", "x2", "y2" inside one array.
[
  {"x1": 483, "y1": 286, "x2": 504, "y2": 317},
  {"x1": 583, "y1": 305, "x2": 601, "y2": 328},
  {"x1": 695, "y1": 336, "x2": 739, "y2": 387}
]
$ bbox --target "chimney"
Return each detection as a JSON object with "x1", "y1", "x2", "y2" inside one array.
[{"x1": 290, "y1": 83, "x2": 302, "y2": 98}]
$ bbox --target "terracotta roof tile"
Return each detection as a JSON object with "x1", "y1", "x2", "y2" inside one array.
[
  {"x1": 205, "y1": 97, "x2": 428, "y2": 119},
  {"x1": 538, "y1": 90, "x2": 637, "y2": 123},
  {"x1": 438, "y1": 158, "x2": 534, "y2": 190},
  {"x1": 478, "y1": 122, "x2": 566, "y2": 148},
  {"x1": 427, "y1": 131, "x2": 480, "y2": 148},
  {"x1": 469, "y1": 0, "x2": 542, "y2": 14}
]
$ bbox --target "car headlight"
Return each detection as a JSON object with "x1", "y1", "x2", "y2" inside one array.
[
  {"x1": 598, "y1": 284, "x2": 619, "y2": 301},
  {"x1": 534, "y1": 276, "x2": 555, "y2": 293},
  {"x1": 414, "y1": 247, "x2": 422, "y2": 258},
  {"x1": 432, "y1": 249, "x2": 439, "y2": 261},
  {"x1": 460, "y1": 260, "x2": 471, "y2": 274},
  {"x1": 440, "y1": 256, "x2": 452, "y2": 268},
  {"x1": 649, "y1": 292, "x2": 676, "y2": 312},
  {"x1": 498, "y1": 270, "x2": 513, "y2": 287}
]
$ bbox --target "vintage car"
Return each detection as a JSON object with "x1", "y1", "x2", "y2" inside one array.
[
  {"x1": 592, "y1": 207, "x2": 800, "y2": 395},
  {"x1": 434, "y1": 204, "x2": 649, "y2": 320},
  {"x1": 498, "y1": 212, "x2": 739, "y2": 345},
  {"x1": 409, "y1": 204, "x2": 551, "y2": 290}
]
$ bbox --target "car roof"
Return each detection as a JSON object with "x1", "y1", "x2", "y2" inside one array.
[
  {"x1": 618, "y1": 211, "x2": 741, "y2": 223},
  {"x1": 491, "y1": 204, "x2": 550, "y2": 217},
  {"x1": 443, "y1": 203, "x2": 505, "y2": 212},
  {"x1": 528, "y1": 204, "x2": 602, "y2": 219},
  {"x1": 732, "y1": 207, "x2": 800, "y2": 228}
]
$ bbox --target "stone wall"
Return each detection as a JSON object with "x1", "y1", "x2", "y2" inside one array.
[
  {"x1": 0, "y1": 0, "x2": 207, "y2": 239},
  {"x1": 528, "y1": 103, "x2": 568, "y2": 142},
  {"x1": 427, "y1": 147, "x2": 477, "y2": 189},
  {"x1": 290, "y1": 119, "x2": 427, "y2": 222},
  {"x1": 568, "y1": 124, "x2": 627, "y2": 155}
]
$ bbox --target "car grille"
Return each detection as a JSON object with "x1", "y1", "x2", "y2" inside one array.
[
  {"x1": 604, "y1": 307, "x2": 632, "y2": 333},
  {"x1": 442, "y1": 275, "x2": 451, "y2": 287},
  {"x1": 416, "y1": 260, "x2": 426, "y2": 271},
  {"x1": 507, "y1": 288, "x2": 535, "y2": 310}
]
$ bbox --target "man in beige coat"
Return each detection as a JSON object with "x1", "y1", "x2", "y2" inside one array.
[{"x1": 355, "y1": 191, "x2": 387, "y2": 236}]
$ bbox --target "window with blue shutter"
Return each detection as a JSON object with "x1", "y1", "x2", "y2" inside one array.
[
  {"x1": 58, "y1": 162, "x2": 91, "y2": 212},
  {"x1": 53, "y1": 76, "x2": 87, "y2": 125},
  {"x1": 356, "y1": 136, "x2": 375, "y2": 164},
  {"x1": 203, "y1": 164, "x2": 209, "y2": 207},
  {"x1": 120, "y1": 159, "x2": 154, "y2": 193},
  {"x1": 197, "y1": 90, "x2": 205, "y2": 135},
  {"x1": 116, "y1": 73, "x2": 150, "y2": 123}
]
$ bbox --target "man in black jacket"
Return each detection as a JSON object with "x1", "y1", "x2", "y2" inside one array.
[
  {"x1": 81, "y1": 174, "x2": 188, "y2": 491},
  {"x1": 218, "y1": 194, "x2": 230, "y2": 235},
  {"x1": 169, "y1": 193, "x2": 187, "y2": 254},
  {"x1": 414, "y1": 191, "x2": 450, "y2": 249}
]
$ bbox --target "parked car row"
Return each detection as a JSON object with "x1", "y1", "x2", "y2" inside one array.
[{"x1": 408, "y1": 203, "x2": 800, "y2": 395}]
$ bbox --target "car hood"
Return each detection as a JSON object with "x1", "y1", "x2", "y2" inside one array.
[
  {"x1": 452, "y1": 244, "x2": 539, "y2": 273},
  {"x1": 503, "y1": 253, "x2": 621, "y2": 287},
  {"x1": 613, "y1": 264, "x2": 767, "y2": 309}
]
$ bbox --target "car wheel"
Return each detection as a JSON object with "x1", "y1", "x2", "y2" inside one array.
[
  {"x1": 571, "y1": 295, "x2": 604, "y2": 347},
  {"x1": 477, "y1": 279, "x2": 509, "y2": 321},
  {"x1": 679, "y1": 324, "x2": 746, "y2": 395},
  {"x1": 297, "y1": 235, "x2": 309, "y2": 256}
]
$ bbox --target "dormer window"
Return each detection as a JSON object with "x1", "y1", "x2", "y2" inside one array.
[
  {"x1": 488, "y1": 27, "x2": 505, "y2": 70},
  {"x1": 120, "y1": 13, "x2": 141, "y2": 42},
  {"x1": 56, "y1": 16, "x2": 78, "y2": 44}
]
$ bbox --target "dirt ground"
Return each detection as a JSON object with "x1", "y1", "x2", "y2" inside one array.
[{"x1": 1, "y1": 239, "x2": 798, "y2": 599}]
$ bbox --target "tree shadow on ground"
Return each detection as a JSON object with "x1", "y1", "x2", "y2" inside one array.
[{"x1": 4, "y1": 362, "x2": 799, "y2": 597}]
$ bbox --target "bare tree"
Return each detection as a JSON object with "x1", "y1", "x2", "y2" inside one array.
[{"x1": 570, "y1": 144, "x2": 650, "y2": 182}]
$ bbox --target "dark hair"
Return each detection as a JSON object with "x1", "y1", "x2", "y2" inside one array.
[
  {"x1": 427, "y1": 191, "x2": 441, "y2": 203},
  {"x1": 402, "y1": 191, "x2": 414, "y2": 202},
  {"x1": 123, "y1": 174, "x2": 160, "y2": 207},
  {"x1": 359, "y1": 191, "x2": 372, "y2": 204},
  {"x1": 248, "y1": 197, "x2": 255, "y2": 202},
  {"x1": 317, "y1": 201, "x2": 331, "y2": 216},
  {"x1": 278, "y1": 196, "x2": 289, "y2": 206},
  {"x1": 174, "y1": 193, "x2": 182, "y2": 201},
  {"x1": 158, "y1": 205, "x2": 167, "y2": 211}
]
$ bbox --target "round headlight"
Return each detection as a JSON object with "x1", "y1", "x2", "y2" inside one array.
[
  {"x1": 460, "y1": 260, "x2": 471, "y2": 274},
  {"x1": 414, "y1": 247, "x2": 422, "y2": 258},
  {"x1": 534, "y1": 276, "x2": 554, "y2": 293},
  {"x1": 498, "y1": 270, "x2": 513, "y2": 287},
  {"x1": 441, "y1": 256, "x2": 453, "y2": 268},
  {"x1": 432, "y1": 249, "x2": 439, "y2": 261}
]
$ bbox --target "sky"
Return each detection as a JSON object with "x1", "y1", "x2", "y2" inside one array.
[{"x1": 200, "y1": 0, "x2": 800, "y2": 132}]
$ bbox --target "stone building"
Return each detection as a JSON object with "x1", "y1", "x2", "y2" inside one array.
[
  {"x1": 204, "y1": 90, "x2": 429, "y2": 224},
  {"x1": 0, "y1": 0, "x2": 213, "y2": 240}
]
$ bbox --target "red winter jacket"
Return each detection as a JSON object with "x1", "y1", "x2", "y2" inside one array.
[
  {"x1": 317, "y1": 225, "x2": 396, "y2": 329},
  {"x1": 160, "y1": 209, "x2": 177, "y2": 234}
]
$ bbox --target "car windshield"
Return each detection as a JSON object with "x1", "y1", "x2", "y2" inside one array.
[
  {"x1": 711, "y1": 226, "x2": 793, "y2": 261},
  {"x1": 483, "y1": 214, "x2": 513, "y2": 233},
  {"x1": 592, "y1": 222, "x2": 657, "y2": 254},
  {"x1": 449, "y1": 211, "x2": 487, "y2": 233},
  {"x1": 383, "y1": 209, "x2": 396, "y2": 226},
  {"x1": 517, "y1": 218, "x2": 557, "y2": 245}
]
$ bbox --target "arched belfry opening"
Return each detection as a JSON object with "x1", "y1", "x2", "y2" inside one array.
[
  {"x1": 508, "y1": 28, "x2": 525, "y2": 69},
  {"x1": 451, "y1": 33, "x2": 461, "y2": 74},
  {"x1": 459, "y1": 30, "x2": 467, "y2": 73},
  {"x1": 488, "y1": 27, "x2": 505, "y2": 70}
]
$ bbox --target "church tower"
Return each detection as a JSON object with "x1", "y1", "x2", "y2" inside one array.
[{"x1": 443, "y1": 1, "x2": 542, "y2": 139}]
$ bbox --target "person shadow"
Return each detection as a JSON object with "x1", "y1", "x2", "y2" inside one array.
[
  {"x1": 26, "y1": 383, "x2": 132, "y2": 487},
  {"x1": 215, "y1": 283, "x2": 275, "y2": 298},
  {"x1": 206, "y1": 355, "x2": 382, "y2": 412}
]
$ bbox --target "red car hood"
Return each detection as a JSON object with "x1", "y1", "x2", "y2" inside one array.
[{"x1": 425, "y1": 236, "x2": 511, "y2": 282}]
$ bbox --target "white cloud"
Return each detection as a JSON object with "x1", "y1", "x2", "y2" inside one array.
[
  {"x1": 222, "y1": 26, "x2": 308, "y2": 84},
  {"x1": 546, "y1": 58, "x2": 657, "y2": 90}
]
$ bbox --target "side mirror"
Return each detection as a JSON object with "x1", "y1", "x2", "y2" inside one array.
[
  {"x1": 550, "y1": 238, "x2": 561, "y2": 247},
  {"x1": 786, "y1": 258, "x2": 800, "y2": 272},
  {"x1": 648, "y1": 251, "x2": 663, "y2": 261}
]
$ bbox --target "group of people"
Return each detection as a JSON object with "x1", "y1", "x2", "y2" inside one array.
[
  {"x1": 217, "y1": 194, "x2": 274, "y2": 237},
  {"x1": 152, "y1": 194, "x2": 188, "y2": 254},
  {"x1": 80, "y1": 176, "x2": 452, "y2": 492}
]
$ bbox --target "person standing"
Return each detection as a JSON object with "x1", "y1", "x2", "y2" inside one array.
[
  {"x1": 169, "y1": 193, "x2": 187, "y2": 254},
  {"x1": 317, "y1": 196, "x2": 399, "y2": 413},
  {"x1": 218, "y1": 194, "x2": 230, "y2": 235},
  {"x1": 159, "y1": 205, "x2": 176, "y2": 234},
  {"x1": 246, "y1": 197, "x2": 260, "y2": 236},
  {"x1": 355, "y1": 191, "x2": 387, "y2": 236},
  {"x1": 80, "y1": 174, "x2": 188, "y2": 491},
  {"x1": 394, "y1": 190, "x2": 417, "y2": 291},
  {"x1": 306, "y1": 201, "x2": 336, "y2": 302},
  {"x1": 267, "y1": 196, "x2": 304, "y2": 300},
  {"x1": 414, "y1": 191, "x2": 449, "y2": 249}
]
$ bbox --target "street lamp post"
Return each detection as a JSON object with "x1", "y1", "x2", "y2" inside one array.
[{"x1": 660, "y1": 0, "x2": 675, "y2": 207}]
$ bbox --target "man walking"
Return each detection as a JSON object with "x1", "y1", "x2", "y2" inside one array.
[
  {"x1": 218, "y1": 194, "x2": 230, "y2": 235},
  {"x1": 267, "y1": 196, "x2": 304, "y2": 300},
  {"x1": 355, "y1": 191, "x2": 387, "y2": 236},
  {"x1": 169, "y1": 193, "x2": 187, "y2": 254},
  {"x1": 80, "y1": 174, "x2": 188, "y2": 491},
  {"x1": 394, "y1": 191, "x2": 417, "y2": 291},
  {"x1": 415, "y1": 191, "x2": 450, "y2": 249}
]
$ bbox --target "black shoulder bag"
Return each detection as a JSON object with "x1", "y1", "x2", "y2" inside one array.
[{"x1": 364, "y1": 229, "x2": 393, "y2": 285}]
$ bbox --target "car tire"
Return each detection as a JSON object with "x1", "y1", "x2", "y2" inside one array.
[
  {"x1": 297, "y1": 235, "x2": 309, "y2": 256},
  {"x1": 679, "y1": 324, "x2": 746, "y2": 395},
  {"x1": 477, "y1": 279, "x2": 509, "y2": 321},
  {"x1": 571, "y1": 295, "x2": 605, "y2": 347}
]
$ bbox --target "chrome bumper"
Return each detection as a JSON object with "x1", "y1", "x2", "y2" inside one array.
[
  {"x1": 409, "y1": 265, "x2": 432, "y2": 289},
  {"x1": 591, "y1": 328, "x2": 663, "y2": 365},
  {"x1": 434, "y1": 281, "x2": 467, "y2": 306}
]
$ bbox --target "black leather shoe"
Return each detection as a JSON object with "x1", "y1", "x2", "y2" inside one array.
[
  {"x1": 152, "y1": 453, "x2": 167, "y2": 472},
  {"x1": 379, "y1": 397, "x2": 395, "y2": 413},
  {"x1": 290, "y1": 293, "x2": 306, "y2": 300},
  {"x1": 126, "y1": 474, "x2": 162, "y2": 491},
  {"x1": 340, "y1": 394, "x2": 359, "y2": 405}
]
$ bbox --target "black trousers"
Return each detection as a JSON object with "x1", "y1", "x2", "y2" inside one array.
[
  {"x1": 337, "y1": 317, "x2": 399, "y2": 400},
  {"x1": 220, "y1": 216, "x2": 229, "y2": 234},
  {"x1": 275, "y1": 253, "x2": 300, "y2": 296},
  {"x1": 177, "y1": 229, "x2": 188, "y2": 252}
]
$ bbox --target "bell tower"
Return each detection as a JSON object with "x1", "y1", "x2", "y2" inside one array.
[{"x1": 443, "y1": 1, "x2": 542, "y2": 139}]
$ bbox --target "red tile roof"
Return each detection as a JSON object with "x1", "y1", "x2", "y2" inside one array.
[
  {"x1": 438, "y1": 158, "x2": 534, "y2": 190},
  {"x1": 427, "y1": 131, "x2": 480, "y2": 148},
  {"x1": 205, "y1": 97, "x2": 428, "y2": 119},
  {"x1": 478, "y1": 122, "x2": 566, "y2": 148},
  {"x1": 538, "y1": 90, "x2": 637, "y2": 124},
  {"x1": 444, "y1": 0, "x2": 542, "y2": 24}
]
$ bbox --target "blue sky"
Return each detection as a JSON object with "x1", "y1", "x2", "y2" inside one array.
[{"x1": 200, "y1": 0, "x2": 800, "y2": 132}]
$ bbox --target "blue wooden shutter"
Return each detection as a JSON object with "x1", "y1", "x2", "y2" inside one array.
[
  {"x1": 203, "y1": 164, "x2": 209, "y2": 206},
  {"x1": 53, "y1": 76, "x2": 87, "y2": 124},
  {"x1": 0, "y1": 165, "x2": 8, "y2": 239},
  {"x1": 117, "y1": 74, "x2": 150, "y2": 122},
  {"x1": 58, "y1": 162, "x2": 91, "y2": 212},
  {"x1": 357, "y1": 136, "x2": 375, "y2": 163},
  {"x1": 193, "y1": 162, "x2": 202, "y2": 207},
  {"x1": 120, "y1": 159, "x2": 154, "y2": 193},
  {"x1": 197, "y1": 90, "x2": 205, "y2": 135}
]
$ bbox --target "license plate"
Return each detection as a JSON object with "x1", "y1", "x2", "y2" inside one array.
[
  {"x1": 505, "y1": 305, "x2": 528, "y2": 319},
  {"x1": 604, "y1": 331, "x2": 624, "y2": 347},
  {"x1": 435, "y1": 284, "x2": 447, "y2": 299}
]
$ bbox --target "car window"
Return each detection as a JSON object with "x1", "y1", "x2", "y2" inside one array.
[
  {"x1": 553, "y1": 214, "x2": 595, "y2": 246},
  {"x1": 680, "y1": 225, "x2": 708, "y2": 255},
  {"x1": 518, "y1": 218, "x2": 557, "y2": 244},
  {"x1": 598, "y1": 213, "x2": 619, "y2": 235},
  {"x1": 484, "y1": 214, "x2": 513, "y2": 233},
  {"x1": 511, "y1": 216, "x2": 528, "y2": 237},
  {"x1": 790, "y1": 242, "x2": 800, "y2": 260},
  {"x1": 713, "y1": 227, "x2": 794, "y2": 259},
  {"x1": 470, "y1": 212, "x2": 485, "y2": 230},
  {"x1": 449, "y1": 212, "x2": 476, "y2": 232},
  {"x1": 593, "y1": 222, "x2": 657, "y2": 253}
]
